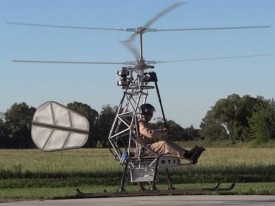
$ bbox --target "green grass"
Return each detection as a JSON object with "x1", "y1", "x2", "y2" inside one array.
[
  {"x1": 0, "y1": 142, "x2": 274, "y2": 199},
  {"x1": 0, "y1": 149, "x2": 121, "y2": 174}
]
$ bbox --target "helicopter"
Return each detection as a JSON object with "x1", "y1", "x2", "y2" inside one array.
[{"x1": 10, "y1": 2, "x2": 271, "y2": 197}]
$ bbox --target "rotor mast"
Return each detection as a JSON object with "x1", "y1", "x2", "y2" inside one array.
[{"x1": 137, "y1": 27, "x2": 145, "y2": 65}]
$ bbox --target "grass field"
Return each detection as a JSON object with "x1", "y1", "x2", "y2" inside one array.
[{"x1": 0, "y1": 141, "x2": 274, "y2": 199}]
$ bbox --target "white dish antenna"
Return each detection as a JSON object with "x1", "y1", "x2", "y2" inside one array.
[{"x1": 31, "y1": 101, "x2": 90, "y2": 151}]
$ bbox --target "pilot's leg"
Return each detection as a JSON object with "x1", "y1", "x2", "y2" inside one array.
[
  {"x1": 150, "y1": 141, "x2": 205, "y2": 163},
  {"x1": 150, "y1": 141, "x2": 187, "y2": 158}
]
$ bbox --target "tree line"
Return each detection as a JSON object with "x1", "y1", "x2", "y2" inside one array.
[
  {"x1": 0, "y1": 101, "x2": 199, "y2": 149},
  {"x1": 0, "y1": 94, "x2": 274, "y2": 148},
  {"x1": 200, "y1": 94, "x2": 275, "y2": 143}
]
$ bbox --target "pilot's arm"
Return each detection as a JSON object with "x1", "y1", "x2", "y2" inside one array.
[{"x1": 139, "y1": 120, "x2": 167, "y2": 138}]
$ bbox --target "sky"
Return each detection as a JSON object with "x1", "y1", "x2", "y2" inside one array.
[{"x1": 1, "y1": 0, "x2": 274, "y2": 128}]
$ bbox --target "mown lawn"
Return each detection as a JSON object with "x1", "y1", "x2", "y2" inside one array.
[{"x1": 0, "y1": 142, "x2": 274, "y2": 199}]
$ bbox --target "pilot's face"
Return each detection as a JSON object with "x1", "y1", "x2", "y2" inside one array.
[{"x1": 146, "y1": 113, "x2": 153, "y2": 121}]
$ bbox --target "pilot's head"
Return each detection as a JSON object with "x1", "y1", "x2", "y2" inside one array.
[{"x1": 140, "y1": 103, "x2": 155, "y2": 122}]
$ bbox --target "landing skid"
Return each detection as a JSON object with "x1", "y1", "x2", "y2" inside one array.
[{"x1": 75, "y1": 182, "x2": 235, "y2": 198}]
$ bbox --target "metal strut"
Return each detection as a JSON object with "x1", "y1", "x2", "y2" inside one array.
[{"x1": 118, "y1": 157, "x2": 130, "y2": 192}]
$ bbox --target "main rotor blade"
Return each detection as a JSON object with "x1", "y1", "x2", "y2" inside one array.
[
  {"x1": 152, "y1": 25, "x2": 271, "y2": 32},
  {"x1": 13, "y1": 60, "x2": 137, "y2": 65},
  {"x1": 146, "y1": 53, "x2": 272, "y2": 64},
  {"x1": 123, "y1": 2, "x2": 184, "y2": 60},
  {"x1": 126, "y1": 2, "x2": 184, "y2": 42},
  {"x1": 143, "y1": 2, "x2": 184, "y2": 33},
  {"x1": 13, "y1": 53, "x2": 271, "y2": 66},
  {"x1": 7, "y1": 22, "x2": 127, "y2": 31},
  {"x1": 121, "y1": 40, "x2": 139, "y2": 60}
]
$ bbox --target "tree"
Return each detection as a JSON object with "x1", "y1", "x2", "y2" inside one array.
[
  {"x1": 200, "y1": 94, "x2": 275, "y2": 143},
  {"x1": 4, "y1": 102, "x2": 36, "y2": 148},
  {"x1": 95, "y1": 105, "x2": 117, "y2": 147},
  {"x1": 211, "y1": 94, "x2": 244, "y2": 142},
  {"x1": 67, "y1": 102, "x2": 99, "y2": 147},
  {"x1": 185, "y1": 125, "x2": 201, "y2": 141},
  {"x1": 200, "y1": 94, "x2": 242, "y2": 142},
  {"x1": 0, "y1": 118, "x2": 12, "y2": 148},
  {"x1": 200, "y1": 110, "x2": 228, "y2": 141},
  {"x1": 249, "y1": 103, "x2": 275, "y2": 142},
  {"x1": 166, "y1": 120, "x2": 187, "y2": 141}
]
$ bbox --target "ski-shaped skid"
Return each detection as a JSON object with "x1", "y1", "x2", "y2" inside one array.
[
  {"x1": 75, "y1": 182, "x2": 235, "y2": 198},
  {"x1": 213, "y1": 182, "x2": 235, "y2": 192},
  {"x1": 201, "y1": 182, "x2": 220, "y2": 191}
]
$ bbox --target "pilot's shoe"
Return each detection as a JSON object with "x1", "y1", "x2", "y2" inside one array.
[{"x1": 184, "y1": 146, "x2": 205, "y2": 164}]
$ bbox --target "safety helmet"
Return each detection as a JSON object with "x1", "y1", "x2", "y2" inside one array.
[{"x1": 140, "y1": 103, "x2": 155, "y2": 115}]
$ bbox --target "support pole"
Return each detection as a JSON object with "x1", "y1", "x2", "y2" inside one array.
[
  {"x1": 154, "y1": 80, "x2": 169, "y2": 130},
  {"x1": 150, "y1": 156, "x2": 160, "y2": 191},
  {"x1": 165, "y1": 168, "x2": 175, "y2": 190},
  {"x1": 118, "y1": 158, "x2": 129, "y2": 192}
]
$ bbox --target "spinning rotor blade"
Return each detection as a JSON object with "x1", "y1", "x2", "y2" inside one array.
[
  {"x1": 8, "y1": 2, "x2": 271, "y2": 66},
  {"x1": 146, "y1": 53, "x2": 272, "y2": 64},
  {"x1": 121, "y1": 40, "x2": 139, "y2": 60},
  {"x1": 123, "y1": 2, "x2": 184, "y2": 59},
  {"x1": 127, "y1": 2, "x2": 184, "y2": 40},
  {"x1": 7, "y1": 21, "x2": 128, "y2": 31},
  {"x1": 13, "y1": 53, "x2": 271, "y2": 66},
  {"x1": 152, "y1": 25, "x2": 271, "y2": 32},
  {"x1": 8, "y1": 21, "x2": 270, "y2": 33},
  {"x1": 13, "y1": 59, "x2": 137, "y2": 65},
  {"x1": 143, "y1": 2, "x2": 184, "y2": 31},
  {"x1": 122, "y1": 24, "x2": 271, "y2": 61}
]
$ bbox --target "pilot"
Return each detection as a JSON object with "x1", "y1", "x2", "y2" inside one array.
[{"x1": 138, "y1": 103, "x2": 205, "y2": 163}]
